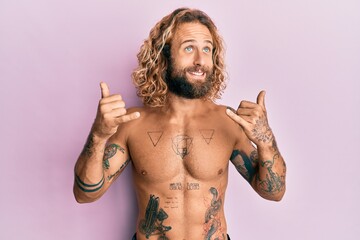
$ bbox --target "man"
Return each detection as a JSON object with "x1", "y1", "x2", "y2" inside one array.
[{"x1": 73, "y1": 8, "x2": 286, "y2": 240}]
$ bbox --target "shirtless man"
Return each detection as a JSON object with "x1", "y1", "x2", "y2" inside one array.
[{"x1": 73, "y1": 8, "x2": 286, "y2": 240}]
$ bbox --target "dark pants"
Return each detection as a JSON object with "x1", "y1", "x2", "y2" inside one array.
[{"x1": 132, "y1": 233, "x2": 231, "y2": 239}]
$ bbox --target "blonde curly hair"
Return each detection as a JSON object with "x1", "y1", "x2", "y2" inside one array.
[{"x1": 132, "y1": 8, "x2": 227, "y2": 107}]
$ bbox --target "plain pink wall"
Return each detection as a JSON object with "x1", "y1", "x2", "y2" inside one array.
[{"x1": 1, "y1": 0, "x2": 359, "y2": 239}]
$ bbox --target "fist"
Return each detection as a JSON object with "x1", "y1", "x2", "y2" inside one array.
[
  {"x1": 226, "y1": 90, "x2": 273, "y2": 146},
  {"x1": 92, "y1": 82, "x2": 140, "y2": 139}
]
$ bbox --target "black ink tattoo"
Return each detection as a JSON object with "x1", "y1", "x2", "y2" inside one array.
[
  {"x1": 107, "y1": 159, "x2": 130, "y2": 182},
  {"x1": 249, "y1": 150, "x2": 259, "y2": 164},
  {"x1": 257, "y1": 153, "x2": 285, "y2": 195},
  {"x1": 75, "y1": 173, "x2": 104, "y2": 192},
  {"x1": 172, "y1": 135, "x2": 193, "y2": 159},
  {"x1": 169, "y1": 182, "x2": 183, "y2": 190},
  {"x1": 103, "y1": 143, "x2": 125, "y2": 170},
  {"x1": 187, "y1": 182, "x2": 200, "y2": 190},
  {"x1": 81, "y1": 133, "x2": 94, "y2": 157},
  {"x1": 230, "y1": 150, "x2": 256, "y2": 183},
  {"x1": 139, "y1": 195, "x2": 172, "y2": 239},
  {"x1": 271, "y1": 137, "x2": 279, "y2": 153},
  {"x1": 164, "y1": 196, "x2": 179, "y2": 209},
  {"x1": 252, "y1": 117, "x2": 273, "y2": 143},
  {"x1": 147, "y1": 131, "x2": 163, "y2": 147},
  {"x1": 199, "y1": 129, "x2": 215, "y2": 144},
  {"x1": 204, "y1": 187, "x2": 223, "y2": 240}
]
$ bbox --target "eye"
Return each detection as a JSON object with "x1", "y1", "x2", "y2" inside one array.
[
  {"x1": 203, "y1": 47, "x2": 212, "y2": 53},
  {"x1": 185, "y1": 46, "x2": 193, "y2": 52}
]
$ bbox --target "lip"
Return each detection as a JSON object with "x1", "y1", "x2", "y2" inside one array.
[{"x1": 187, "y1": 70, "x2": 206, "y2": 80}]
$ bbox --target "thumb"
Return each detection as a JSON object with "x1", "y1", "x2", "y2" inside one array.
[
  {"x1": 100, "y1": 82, "x2": 110, "y2": 98},
  {"x1": 256, "y1": 90, "x2": 266, "y2": 109}
]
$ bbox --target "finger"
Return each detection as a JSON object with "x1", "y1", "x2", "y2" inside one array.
[
  {"x1": 226, "y1": 109, "x2": 250, "y2": 128},
  {"x1": 238, "y1": 100, "x2": 258, "y2": 109},
  {"x1": 103, "y1": 108, "x2": 127, "y2": 119},
  {"x1": 256, "y1": 90, "x2": 266, "y2": 109},
  {"x1": 237, "y1": 108, "x2": 255, "y2": 116},
  {"x1": 100, "y1": 82, "x2": 110, "y2": 98},
  {"x1": 100, "y1": 99, "x2": 125, "y2": 109},
  {"x1": 100, "y1": 94, "x2": 123, "y2": 104},
  {"x1": 116, "y1": 112, "x2": 141, "y2": 124},
  {"x1": 237, "y1": 115, "x2": 254, "y2": 123}
]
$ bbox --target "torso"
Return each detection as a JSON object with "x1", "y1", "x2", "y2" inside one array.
[{"x1": 122, "y1": 102, "x2": 239, "y2": 240}]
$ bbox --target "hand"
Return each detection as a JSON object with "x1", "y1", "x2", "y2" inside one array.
[
  {"x1": 92, "y1": 82, "x2": 140, "y2": 139},
  {"x1": 226, "y1": 90, "x2": 273, "y2": 147}
]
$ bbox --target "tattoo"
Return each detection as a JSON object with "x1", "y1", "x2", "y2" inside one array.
[
  {"x1": 169, "y1": 182, "x2": 183, "y2": 190},
  {"x1": 204, "y1": 187, "x2": 224, "y2": 240},
  {"x1": 75, "y1": 173, "x2": 104, "y2": 192},
  {"x1": 81, "y1": 133, "x2": 94, "y2": 157},
  {"x1": 172, "y1": 135, "x2": 193, "y2": 159},
  {"x1": 199, "y1": 129, "x2": 215, "y2": 144},
  {"x1": 164, "y1": 196, "x2": 179, "y2": 209},
  {"x1": 249, "y1": 150, "x2": 259, "y2": 164},
  {"x1": 257, "y1": 153, "x2": 285, "y2": 194},
  {"x1": 139, "y1": 195, "x2": 172, "y2": 239},
  {"x1": 147, "y1": 131, "x2": 163, "y2": 147},
  {"x1": 251, "y1": 117, "x2": 273, "y2": 143},
  {"x1": 107, "y1": 159, "x2": 130, "y2": 182},
  {"x1": 230, "y1": 150, "x2": 256, "y2": 183},
  {"x1": 187, "y1": 182, "x2": 200, "y2": 190},
  {"x1": 271, "y1": 138, "x2": 279, "y2": 153},
  {"x1": 103, "y1": 143, "x2": 125, "y2": 170}
]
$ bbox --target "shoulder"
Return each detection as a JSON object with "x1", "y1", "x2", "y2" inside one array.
[{"x1": 214, "y1": 104, "x2": 251, "y2": 147}]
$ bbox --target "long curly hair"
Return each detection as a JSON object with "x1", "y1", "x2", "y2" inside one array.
[{"x1": 132, "y1": 8, "x2": 227, "y2": 107}]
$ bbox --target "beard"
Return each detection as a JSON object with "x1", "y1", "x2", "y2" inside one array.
[{"x1": 165, "y1": 58, "x2": 214, "y2": 99}]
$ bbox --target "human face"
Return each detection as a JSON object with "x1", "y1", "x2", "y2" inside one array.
[{"x1": 165, "y1": 22, "x2": 214, "y2": 99}]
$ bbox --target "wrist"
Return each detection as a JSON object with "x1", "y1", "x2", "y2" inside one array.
[
  {"x1": 91, "y1": 124, "x2": 113, "y2": 142},
  {"x1": 256, "y1": 136, "x2": 279, "y2": 155}
]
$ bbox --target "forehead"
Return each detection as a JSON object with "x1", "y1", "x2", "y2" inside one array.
[{"x1": 172, "y1": 22, "x2": 213, "y2": 45}]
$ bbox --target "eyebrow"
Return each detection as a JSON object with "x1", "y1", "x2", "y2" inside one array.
[{"x1": 180, "y1": 39, "x2": 214, "y2": 46}]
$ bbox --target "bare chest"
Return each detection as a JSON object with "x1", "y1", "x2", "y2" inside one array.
[{"x1": 128, "y1": 123, "x2": 235, "y2": 183}]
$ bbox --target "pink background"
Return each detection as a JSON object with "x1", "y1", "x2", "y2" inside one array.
[{"x1": 1, "y1": 0, "x2": 359, "y2": 239}]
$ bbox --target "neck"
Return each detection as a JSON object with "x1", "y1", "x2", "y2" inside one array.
[{"x1": 162, "y1": 93, "x2": 211, "y2": 119}]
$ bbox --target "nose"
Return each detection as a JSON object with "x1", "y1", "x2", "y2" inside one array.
[{"x1": 193, "y1": 49, "x2": 205, "y2": 66}]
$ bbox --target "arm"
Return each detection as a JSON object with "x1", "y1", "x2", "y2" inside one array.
[
  {"x1": 227, "y1": 91, "x2": 286, "y2": 201},
  {"x1": 73, "y1": 82, "x2": 140, "y2": 203}
]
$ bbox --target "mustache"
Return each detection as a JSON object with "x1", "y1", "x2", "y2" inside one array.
[{"x1": 184, "y1": 66, "x2": 212, "y2": 73}]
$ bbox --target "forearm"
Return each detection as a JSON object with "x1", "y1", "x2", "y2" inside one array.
[
  {"x1": 253, "y1": 138, "x2": 287, "y2": 201},
  {"x1": 73, "y1": 131, "x2": 108, "y2": 203}
]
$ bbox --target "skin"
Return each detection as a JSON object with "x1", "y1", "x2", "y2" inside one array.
[{"x1": 73, "y1": 22, "x2": 286, "y2": 240}]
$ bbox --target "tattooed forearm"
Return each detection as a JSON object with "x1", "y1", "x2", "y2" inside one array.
[
  {"x1": 75, "y1": 173, "x2": 104, "y2": 192},
  {"x1": 81, "y1": 133, "x2": 95, "y2": 157},
  {"x1": 256, "y1": 153, "x2": 286, "y2": 196},
  {"x1": 139, "y1": 195, "x2": 172, "y2": 239},
  {"x1": 107, "y1": 159, "x2": 130, "y2": 182},
  {"x1": 103, "y1": 143, "x2": 125, "y2": 170},
  {"x1": 230, "y1": 150, "x2": 257, "y2": 183}
]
